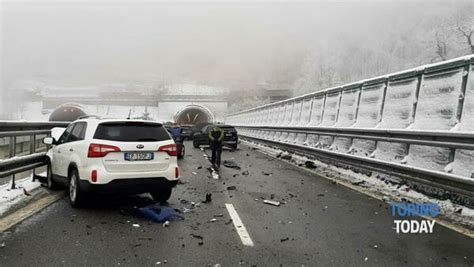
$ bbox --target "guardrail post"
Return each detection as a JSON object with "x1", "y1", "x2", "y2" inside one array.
[
  {"x1": 9, "y1": 136, "x2": 16, "y2": 189},
  {"x1": 455, "y1": 63, "x2": 470, "y2": 127},
  {"x1": 30, "y1": 134, "x2": 36, "y2": 177}
]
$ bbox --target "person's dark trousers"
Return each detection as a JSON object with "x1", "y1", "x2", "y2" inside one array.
[{"x1": 211, "y1": 141, "x2": 222, "y2": 168}]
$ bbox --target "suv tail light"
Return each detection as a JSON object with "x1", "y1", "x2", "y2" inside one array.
[
  {"x1": 158, "y1": 144, "x2": 178, "y2": 156},
  {"x1": 88, "y1": 143, "x2": 121, "y2": 158}
]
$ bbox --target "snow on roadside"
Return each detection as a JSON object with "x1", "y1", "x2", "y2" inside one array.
[
  {"x1": 243, "y1": 140, "x2": 474, "y2": 229},
  {"x1": 0, "y1": 173, "x2": 45, "y2": 217}
]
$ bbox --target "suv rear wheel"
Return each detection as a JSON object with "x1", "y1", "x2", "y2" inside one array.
[
  {"x1": 151, "y1": 186, "x2": 172, "y2": 203},
  {"x1": 69, "y1": 169, "x2": 85, "y2": 208}
]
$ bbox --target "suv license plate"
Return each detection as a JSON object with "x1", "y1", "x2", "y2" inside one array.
[{"x1": 124, "y1": 152, "x2": 154, "y2": 161}]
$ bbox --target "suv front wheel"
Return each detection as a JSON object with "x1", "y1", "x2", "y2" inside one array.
[
  {"x1": 69, "y1": 169, "x2": 86, "y2": 208},
  {"x1": 46, "y1": 163, "x2": 60, "y2": 190}
]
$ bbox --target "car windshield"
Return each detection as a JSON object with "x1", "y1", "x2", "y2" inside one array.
[{"x1": 94, "y1": 122, "x2": 171, "y2": 142}]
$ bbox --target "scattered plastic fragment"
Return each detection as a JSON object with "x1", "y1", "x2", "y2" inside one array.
[
  {"x1": 191, "y1": 234, "x2": 204, "y2": 240},
  {"x1": 210, "y1": 218, "x2": 217, "y2": 222},
  {"x1": 263, "y1": 200, "x2": 281, "y2": 206},
  {"x1": 223, "y1": 160, "x2": 241, "y2": 170},
  {"x1": 203, "y1": 193, "x2": 212, "y2": 203},
  {"x1": 23, "y1": 188, "x2": 32, "y2": 196},
  {"x1": 132, "y1": 224, "x2": 140, "y2": 228},
  {"x1": 163, "y1": 221, "x2": 170, "y2": 227},
  {"x1": 304, "y1": 161, "x2": 317, "y2": 169},
  {"x1": 192, "y1": 172, "x2": 198, "y2": 175},
  {"x1": 262, "y1": 171, "x2": 272, "y2": 176},
  {"x1": 351, "y1": 181, "x2": 365, "y2": 186}
]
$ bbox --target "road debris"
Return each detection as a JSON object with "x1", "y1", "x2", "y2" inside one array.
[
  {"x1": 197, "y1": 166, "x2": 203, "y2": 169},
  {"x1": 135, "y1": 204, "x2": 184, "y2": 223},
  {"x1": 210, "y1": 218, "x2": 217, "y2": 222},
  {"x1": 242, "y1": 170, "x2": 249, "y2": 176},
  {"x1": 304, "y1": 161, "x2": 317, "y2": 169},
  {"x1": 223, "y1": 160, "x2": 241, "y2": 170},
  {"x1": 351, "y1": 181, "x2": 365, "y2": 186},
  {"x1": 263, "y1": 200, "x2": 281, "y2": 206},
  {"x1": 280, "y1": 237, "x2": 289, "y2": 242},
  {"x1": 262, "y1": 171, "x2": 272, "y2": 176},
  {"x1": 203, "y1": 193, "x2": 212, "y2": 203},
  {"x1": 22, "y1": 188, "x2": 32, "y2": 196},
  {"x1": 132, "y1": 224, "x2": 140, "y2": 228},
  {"x1": 191, "y1": 234, "x2": 204, "y2": 240},
  {"x1": 226, "y1": 186, "x2": 237, "y2": 191},
  {"x1": 192, "y1": 172, "x2": 198, "y2": 175},
  {"x1": 163, "y1": 221, "x2": 170, "y2": 227}
]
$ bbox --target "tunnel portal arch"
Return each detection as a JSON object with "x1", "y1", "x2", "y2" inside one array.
[
  {"x1": 49, "y1": 103, "x2": 87, "y2": 122},
  {"x1": 174, "y1": 104, "x2": 214, "y2": 125}
]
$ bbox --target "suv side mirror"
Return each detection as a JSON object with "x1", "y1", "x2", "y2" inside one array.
[{"x1": 43, "y1": 137, "x2": 55, "y2": 145}]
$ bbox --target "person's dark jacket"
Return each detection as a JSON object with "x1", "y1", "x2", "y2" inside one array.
[{"x1": 208, "y1": 127, "x2": 224, "y2": 143}]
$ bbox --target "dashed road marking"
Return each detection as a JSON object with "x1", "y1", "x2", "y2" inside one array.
[
  {"x1": 225, "y1": 203, "x2": 254, "y2": 247},
  {"x1": 0, "y1": 191, "x2": 64, "y2": 232}
]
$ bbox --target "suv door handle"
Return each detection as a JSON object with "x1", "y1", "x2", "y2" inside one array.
[{"x1": 69, "y1": 148, "x2": 74, "y2": 152}]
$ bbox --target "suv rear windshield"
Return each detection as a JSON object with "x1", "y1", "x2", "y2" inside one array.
[
  {"x1": 94, "y1": 122, "x2": 171, "y2": 142},
  {"x1": 221, "y1": 126, "x2": 237, "y2": 132}
]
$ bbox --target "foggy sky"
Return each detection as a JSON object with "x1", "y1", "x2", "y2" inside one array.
[
  {"x1": 1, "y1": 0, "x2": 471, "y2": 118},
  {"x1": 1, "y1": 1, "x2": 456, "y2": 86}
]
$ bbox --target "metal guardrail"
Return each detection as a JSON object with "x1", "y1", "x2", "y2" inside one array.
[
  {"x1": 227, "y1": 55, "x2": 474, "y2": 201},
  {"x1": 0, "y1": 121, "x2": 69, "y2": 188}
]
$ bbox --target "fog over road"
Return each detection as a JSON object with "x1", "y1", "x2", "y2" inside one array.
[{"x1": 0, "y1": 142, "x2": 472, "y2": 266}]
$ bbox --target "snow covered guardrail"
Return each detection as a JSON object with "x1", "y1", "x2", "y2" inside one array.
[
  {"x1": 0, "y1": 121, "x2": 69, "y2": 188},
  {"x1": 226, "y1": 55, "x2": 474, "y2": 200}
]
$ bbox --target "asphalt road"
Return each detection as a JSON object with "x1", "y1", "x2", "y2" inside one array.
[{"x1": 0, "y1": 141, "x2": 473, "y2": 266}]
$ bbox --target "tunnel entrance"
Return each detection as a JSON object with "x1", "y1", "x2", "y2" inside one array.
[
  {"x1": 49, "y1": 103, "x2": 87, "y2": 122},
  {"x1": 174, "y1": 104, "x2": 214, "y2": 125}
]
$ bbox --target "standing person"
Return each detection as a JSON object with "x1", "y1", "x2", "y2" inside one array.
[{"x1": 208, "y1": 126, "x2": 224, "y2": 170}]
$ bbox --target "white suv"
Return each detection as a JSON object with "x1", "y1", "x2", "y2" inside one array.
[{"x1": 43, "y1": 118, "x2": 180, "y2": 207}]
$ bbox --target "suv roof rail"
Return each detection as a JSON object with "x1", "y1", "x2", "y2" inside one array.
[{"x1": 78, "y1": 115, "x2": 101, "y2": 120}]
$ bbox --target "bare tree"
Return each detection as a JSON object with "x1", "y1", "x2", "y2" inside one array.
[
  {"x1": 457, "y1": 25, "x2": 474, "y2": 54},
  {"x1": 433, "y1": 31, "x2": 449, "y2": 62}
]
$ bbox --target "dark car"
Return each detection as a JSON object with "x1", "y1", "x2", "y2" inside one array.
[
  {"x1": 180, "y1": 124, "x2": 193, "y2": 140},
  {"x1": 193, "y1": 124, "x2": 238, "y2": 149},
  {"x1": 165, "y1": 126, "x2": 185, "y2": 159},
  {"x1": 187, "y1": 122, "x2": 212, "y2": 140}
]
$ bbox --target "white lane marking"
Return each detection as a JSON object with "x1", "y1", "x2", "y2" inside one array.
[{"x1": 225, "y1": 203, "x2": 254, "y2": 246}]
